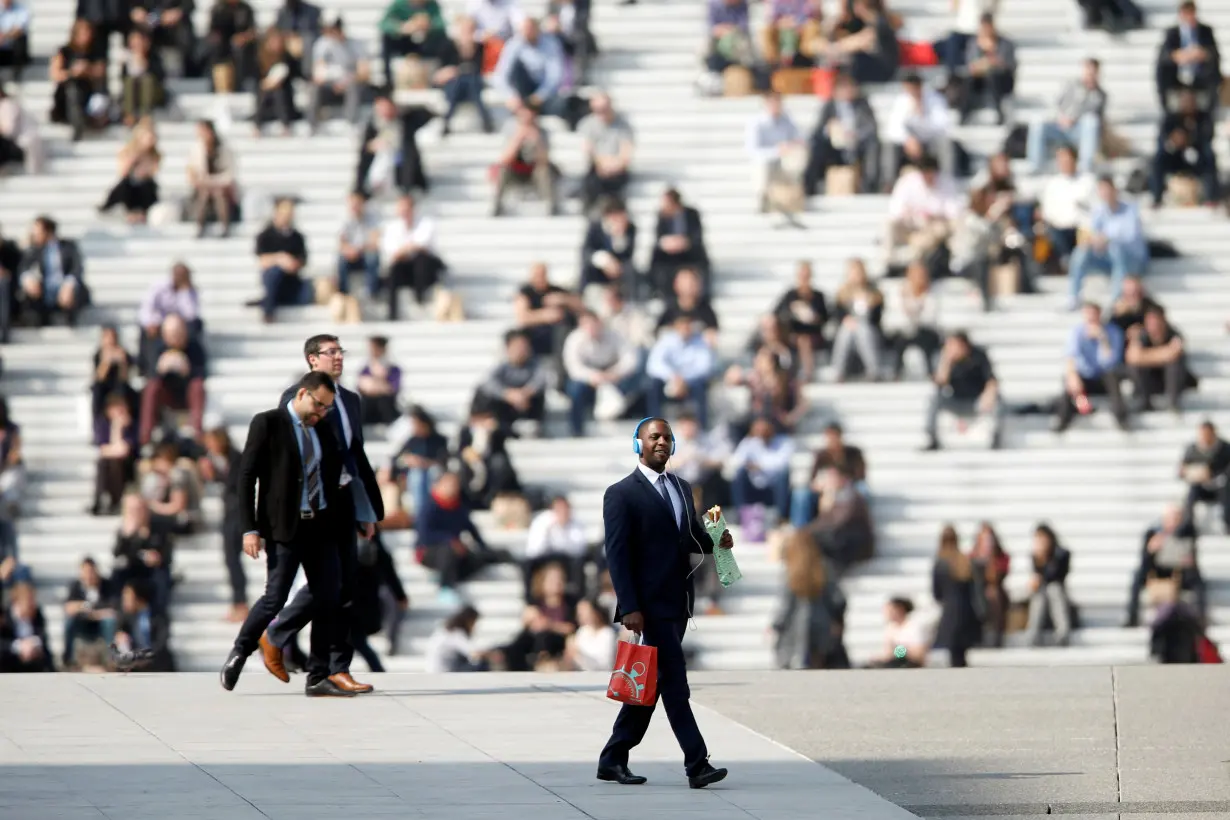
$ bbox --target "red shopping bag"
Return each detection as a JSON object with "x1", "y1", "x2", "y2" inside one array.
[
  {"x1": 607, "y1": 635, "x2": 658, "y2": 707},
  {"x1": 899, "y1": 40, "x2": 938, "y2": 67},
  {"x1": 812, "y1": 66, "x2": 837, "y2": 100}
]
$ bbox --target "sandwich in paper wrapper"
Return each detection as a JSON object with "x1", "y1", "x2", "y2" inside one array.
[{"x1": 703, "y1": 505, "x2": 743, "y2": 588}]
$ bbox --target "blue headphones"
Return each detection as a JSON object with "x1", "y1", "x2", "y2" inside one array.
[{"x1": 632, "y1": 417, "x2": 676, "y2": 456}]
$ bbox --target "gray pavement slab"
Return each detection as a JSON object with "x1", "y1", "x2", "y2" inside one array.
[
  {"x1": 0, "y1": 672, "x2": 915, "y2": 820},
  {"x1": 689, "y1": 667, "x2": 1230, "y2": 817}
]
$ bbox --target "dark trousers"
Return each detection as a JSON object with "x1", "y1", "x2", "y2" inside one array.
[
  {"x1": 266, "y1": 523, "x2": 359, "y2": 676},
  {"x1": 1056, "y1": 371, "x2": 1128, "y2": 426},
  {"x1": 731, "y1": 467, "x2": 791, "y2": 521},
  {"x1": 0, "y1": 34, "x2": 31, "y2": 80},
  {"x1": 103, "y1": 176, "x2": 159, "y2": 214},
  {"x1": 581, "y1": 166, "x2": 630, "y2": 211},
  {"x1": 443, "y1": 74, "x2": 492, "y2": 130},
  {"x1": 207, "y1": 39, "x2": 259, "y2": 91},
  {"x1": 93, "y1": 455, "x2": 134, "y2": 510},
  {"x1": 1046, "y1": 225, "x2": 1078, "y2": 263},
  {"x1": 1185, "y1": 482, "x2": 1230, "y2": 530},
  {"x1": 1156, "y1": 61, "x2": 1220, "y2": 108},
  {"x1": 387, "y1": 252, "x2": 446, "y2": 319},
  {"x1": 599, "y1": 618, "x2": 709, "y2": 775},
  {"x1": 222, "y1": 510, "x2": 246, "y2": 606},
  {"x1": 0, "y1": 134, "x2": 23, "y2": 169},
  {"x1": 959, "y1": 71, "x2": 1015, "y2": 123},
  {"x1": 255, "y1": 83, "x2": 296, "y2": 129},
  {"x1": 1078, "y1": 0, "x2": 1144, "y2": 29},
  {"x1": 1150, "y1": 145, "x2": 1219, "y2": 206},
  {"x1": 804, "y1": 134, "x2": 880, "y2": 195},
  {"x1": 231, "y1": 514, "x2": 343, "y2": 684},
  {"x1": 381, "y1": 32, "x2": 450, "y2": 91},
  {"x1": 889, "y1": 327, "x2": 941, "y2": 378},
  {"x1": 1127, "y1": 357, "x2": 1188, "y2": 411},
  {"x1": 260, "y1": 266, "x2": 312, "y2": 320}
]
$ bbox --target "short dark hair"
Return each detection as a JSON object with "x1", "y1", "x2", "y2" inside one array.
[
  {"x1": 304, "y1": 334, "x2": 340, "y2": 363},
  {"x1": 602, "y1": 199, "x2": 627, "y2": 217},
  {"x1": 1200, "y1": 419, "x2": 1216, "y2": 432},
  {"x1": 153, "y1": 442, "x2": 179, "y2": 463},
  {"x1": 888, "y1": 597, "x2": 915, "y2": 615},
  {"x1": 917, "y1": 155, "x2": 940, "y2": 173},
  {"x1": 949, "y1": 330, "x2": 971, "y2": 347},
  {"x1": 34, "y1": 215, "x2": 57, "y2": 236},
  {"x1": 369, "y1": 335, "x2": 390, "y2": 350},
  {"x1": 902, "y1": 72, "x2": 923, "y2": 86},
  {"x1": 1086, "y1": 57, "x2": 1101, "y2": 71},
  {"x1": 444, "y1": 605, "x2": 480, "y2": 632},
  {"x1": 298, "y1": 371, "x2": 336, "y2": 394},
  {"x1": 1097, "y1": 173, "x2": 1117, "y2": 187},
  {"x1": 663, "y1": 187, "x2": 682, "y2": 205},
  {"x1": 1179, "y1": 0, "x2": 1196, "y2": 12},
  {"x1": 634, "y1": 417, "x2": 670, "y2": 440},
  {"x1": 824, "y1": 421, "x2": 843, "y2": 435}
]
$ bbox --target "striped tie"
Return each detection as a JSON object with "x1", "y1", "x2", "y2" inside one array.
[{"x1": 301, "y1": 426, "x2": 321, "y2": 510}]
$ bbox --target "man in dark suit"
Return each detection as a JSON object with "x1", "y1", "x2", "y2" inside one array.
[
  {"x1": 649, "y1": 189, "x2": 709, "y2": 299},
  {"x1": 263, "y1": 334, "x2": 384, "y2": 693},
  {"x1": 1155, "y1": 1, "x2": 1221, "y2": 109},
  {"x1": 220, "y1": 371, "x2": 352, "y2": 697},
  {"x1": 16, "y1": 215, "x2": 88, "y2": 328},
  {"x1": 597, "y1": 417, "x2": 732, "y2": 789},
  {"x1": 355, "y1": 94, "x2": 433, "y2": 197}
]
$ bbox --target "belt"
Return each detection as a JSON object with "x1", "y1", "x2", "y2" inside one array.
[{"x1": 300, "y1": 510, "x2": 316, "y2": 520}]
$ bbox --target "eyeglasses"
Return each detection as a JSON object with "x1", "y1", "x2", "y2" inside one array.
[
  {"x1": 305, "y1": 393, "x2": 334, "y2": 414},
  {"x1": 316, "y1": 348, "x2": 345, "y2": 358}
]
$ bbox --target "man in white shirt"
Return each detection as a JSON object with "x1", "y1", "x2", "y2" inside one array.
[
  {"x1": 525, "y1": 495, "x2": 588, "y2": 561},
  {"x1": 563, "y1": 310, "x2": 640, "y2": 436},
  {"x1": 728, "y1": 416, "x2": 795, "y2": 524},
  {"x1": 307, "y1": 17, "x2": 368, "y2": 129},
  {"x1": 885, "y1": 74, "x2": 954, "y2": 182},
  {"x1": 745, "y1": 91, "x2": 803, "y2": 212},
  {"x1": 1037, "y1": 145, "x2": 1094, "y2": 266},
  {"x1": 380, "y1": 195, "x2": 446, "y2": 320},
  {"x1": 886, "y1": 156, "x2": 963, "y2": 264}
]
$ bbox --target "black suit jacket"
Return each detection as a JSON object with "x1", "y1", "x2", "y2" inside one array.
[
  {"x1": 603, "y1": 468, "x2": 714, "y2": 623},
  {"x1": 1159, "y1": 24, "x2": 1222, "y2": 79},
  {"x1": 17, "y1": 239, "x2": 87, "y2": 292},
  {"x1": 654, "y1": 206, "x2": 706, "y2": 258},
  {"x1": 278, "y1": 382, "x2": 384, "y2": 523},
  {"x1": 238, "y1": 406, "x2": 345, "y2": 543}
]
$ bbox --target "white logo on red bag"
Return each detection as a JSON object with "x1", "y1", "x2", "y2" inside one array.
[{"x1": 608, "y1": 661, "x2": 648, "y2": 703}]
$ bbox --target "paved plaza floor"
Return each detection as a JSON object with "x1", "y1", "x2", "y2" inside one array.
[{"x1": 0, "y1": 672, "x2": 916, "y2": 820}]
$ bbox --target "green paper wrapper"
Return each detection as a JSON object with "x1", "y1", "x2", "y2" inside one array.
[{"x1": 703, "y1": 510, "x2": 743, "y2": 588}]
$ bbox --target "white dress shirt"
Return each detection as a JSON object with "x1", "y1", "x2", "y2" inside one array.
[
  {"x1": 636, "y1": 462, "x2": 683, "y2": 529},
  {"x1": 380, "y1": 215, "x2": 437, "y2": 260},
  {"x1": 888, "y1": 170, "x2": 963, "y2": 227},
  {"x1": 1039, "y1": 172, "x2": 1095, "y2": 230},
  {"x1": 885, "y1": 88, "x2": 951, "y2": 146},
  {"x1": 524, "y1": 509, "x2": 589, "y2": 559}
]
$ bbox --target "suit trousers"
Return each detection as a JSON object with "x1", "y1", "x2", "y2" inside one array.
[
  {"x1": 232, "y1": 513, "x2": 342, "y2": 684},
  {"x1": 599, "y1": 618, "x2": 708, "y2": 775},
  {"x1": 266, "y1": 521, "x2": 359, "y2": 675}
]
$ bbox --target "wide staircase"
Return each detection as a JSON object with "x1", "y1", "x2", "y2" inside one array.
[{"x1": 4, "y1": 0, "x2": 1228, "y2": 672}]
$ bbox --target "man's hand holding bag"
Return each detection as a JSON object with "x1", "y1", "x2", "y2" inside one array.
[{"x1": 607, "y1": 632, "x2": 658, "y2": 707}]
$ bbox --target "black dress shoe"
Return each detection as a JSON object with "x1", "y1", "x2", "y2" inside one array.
[
  {"x1": 688, "y1": 762, "x2": 728, "y2": 789},
  {"x1": 305, "y1": 677, "x2": 357, "y2": 698},
  {"x1": 220, "y1": 650, "x2": 246, "y2": 691},
  {"x1": 596, "y1": 764, "x2": 647, "y2": 785}
]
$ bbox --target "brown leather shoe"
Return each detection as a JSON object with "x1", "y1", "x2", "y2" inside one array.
[
  {"x1": 328, "y1": 672, "x2": 374, "y2": 694},
  {"x1": 259, "y1": 633, "x2": 290, "y2": 683}
]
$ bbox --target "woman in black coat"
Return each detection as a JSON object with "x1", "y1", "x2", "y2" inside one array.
[{"x1": 932, "y1": 524, "x2": 982, "y2": 667}]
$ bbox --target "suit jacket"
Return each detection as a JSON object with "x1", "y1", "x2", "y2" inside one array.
[
  {"x1": 581, "y1": 218, "x2": 637, "y2": 273},
  {"x1": 602, "y1": 468, "x2": 713, "y2": 622},
  {"x1": 17, "y1": 239, "x2": 86, "y2": 291},
  {"x1": 278, "y1": 382, "x2": 384, "y2": 524},
  {"x1": 238, "y1": 406, "x2": 345, "y2": 544},
  {"x1": 1159, "y1": 23, "x2": 1221, "y2": 80},
  {"x1": 653, "y1": 206, "x2": 707, "y2": 261},
  {"x1": 813, "y1": 97, "x2": 879, "y2": 146}
]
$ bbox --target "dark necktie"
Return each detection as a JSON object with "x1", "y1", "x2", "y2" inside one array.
[
  {"x1": 301, "y1": 426, "x2": 321, "y2": 510},
  {"x1": 656, "y1": 475, "x2": 678, "y2": 529}
]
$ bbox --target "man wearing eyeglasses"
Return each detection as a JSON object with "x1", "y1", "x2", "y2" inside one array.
[
  {"x1": 255, "y1": 334, "x2": 386, "y2": 694},
  {"x1": 221, "y1": 371, "x2": 353, "y2": 696}
]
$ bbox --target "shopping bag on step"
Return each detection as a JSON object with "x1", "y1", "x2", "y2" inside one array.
[
  {"x1": 607, "y1": 634, "x2": 658, "y2": 706},
  {"x1": 703, "y1": 505, "x2": 744, "y2": 588}
]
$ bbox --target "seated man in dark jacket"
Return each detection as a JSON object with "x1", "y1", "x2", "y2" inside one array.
[
  {"x1": 649, "y1": 188, "x2": 709, "y2": 298},
  {"x1": 1179, "y1": 420, "x2": 1230, "y2": 531},
  {"x1": 580, "y1": 200, "x2": 637, "y2": 299},
  {"x1": 16, "y1": 215, "x2": 87, "y2": 328},
  {"x1": 471, "y1": 330, "x2": 548, "y2": 433},
  {"x1": 415, "y1": 472, "x2": 511, "y2": 605},
  {"x1": 803, "y1": 73, "x2": 881, "y2": 196},
  {"x1": 114, "y1": 579, "x2": 175, "y2": 672},
  {"x1": 1154, "y1": 1, "x2": 1221, "y2": 108},
  {"x1": 355, "y1": 94, "x2": 433, "y2": 196}
]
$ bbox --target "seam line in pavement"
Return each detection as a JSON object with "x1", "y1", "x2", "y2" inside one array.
[
  {"x1": 73, "y1": 678, "x2": 273, "y2": 819},
  {"x1": 1111, "y1": 665, "x2": 1123, "y2": 807},
  {"x1": 386, "y1": 683, "x2": 602, "y2": 819}
]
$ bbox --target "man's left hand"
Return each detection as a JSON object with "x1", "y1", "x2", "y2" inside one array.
[
  {"x1": 718, "y1": 530, "x2": 734, "y2": 550},
  {"x1": 359, "y1": 522, "x2": 375, "y2": 539}
]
